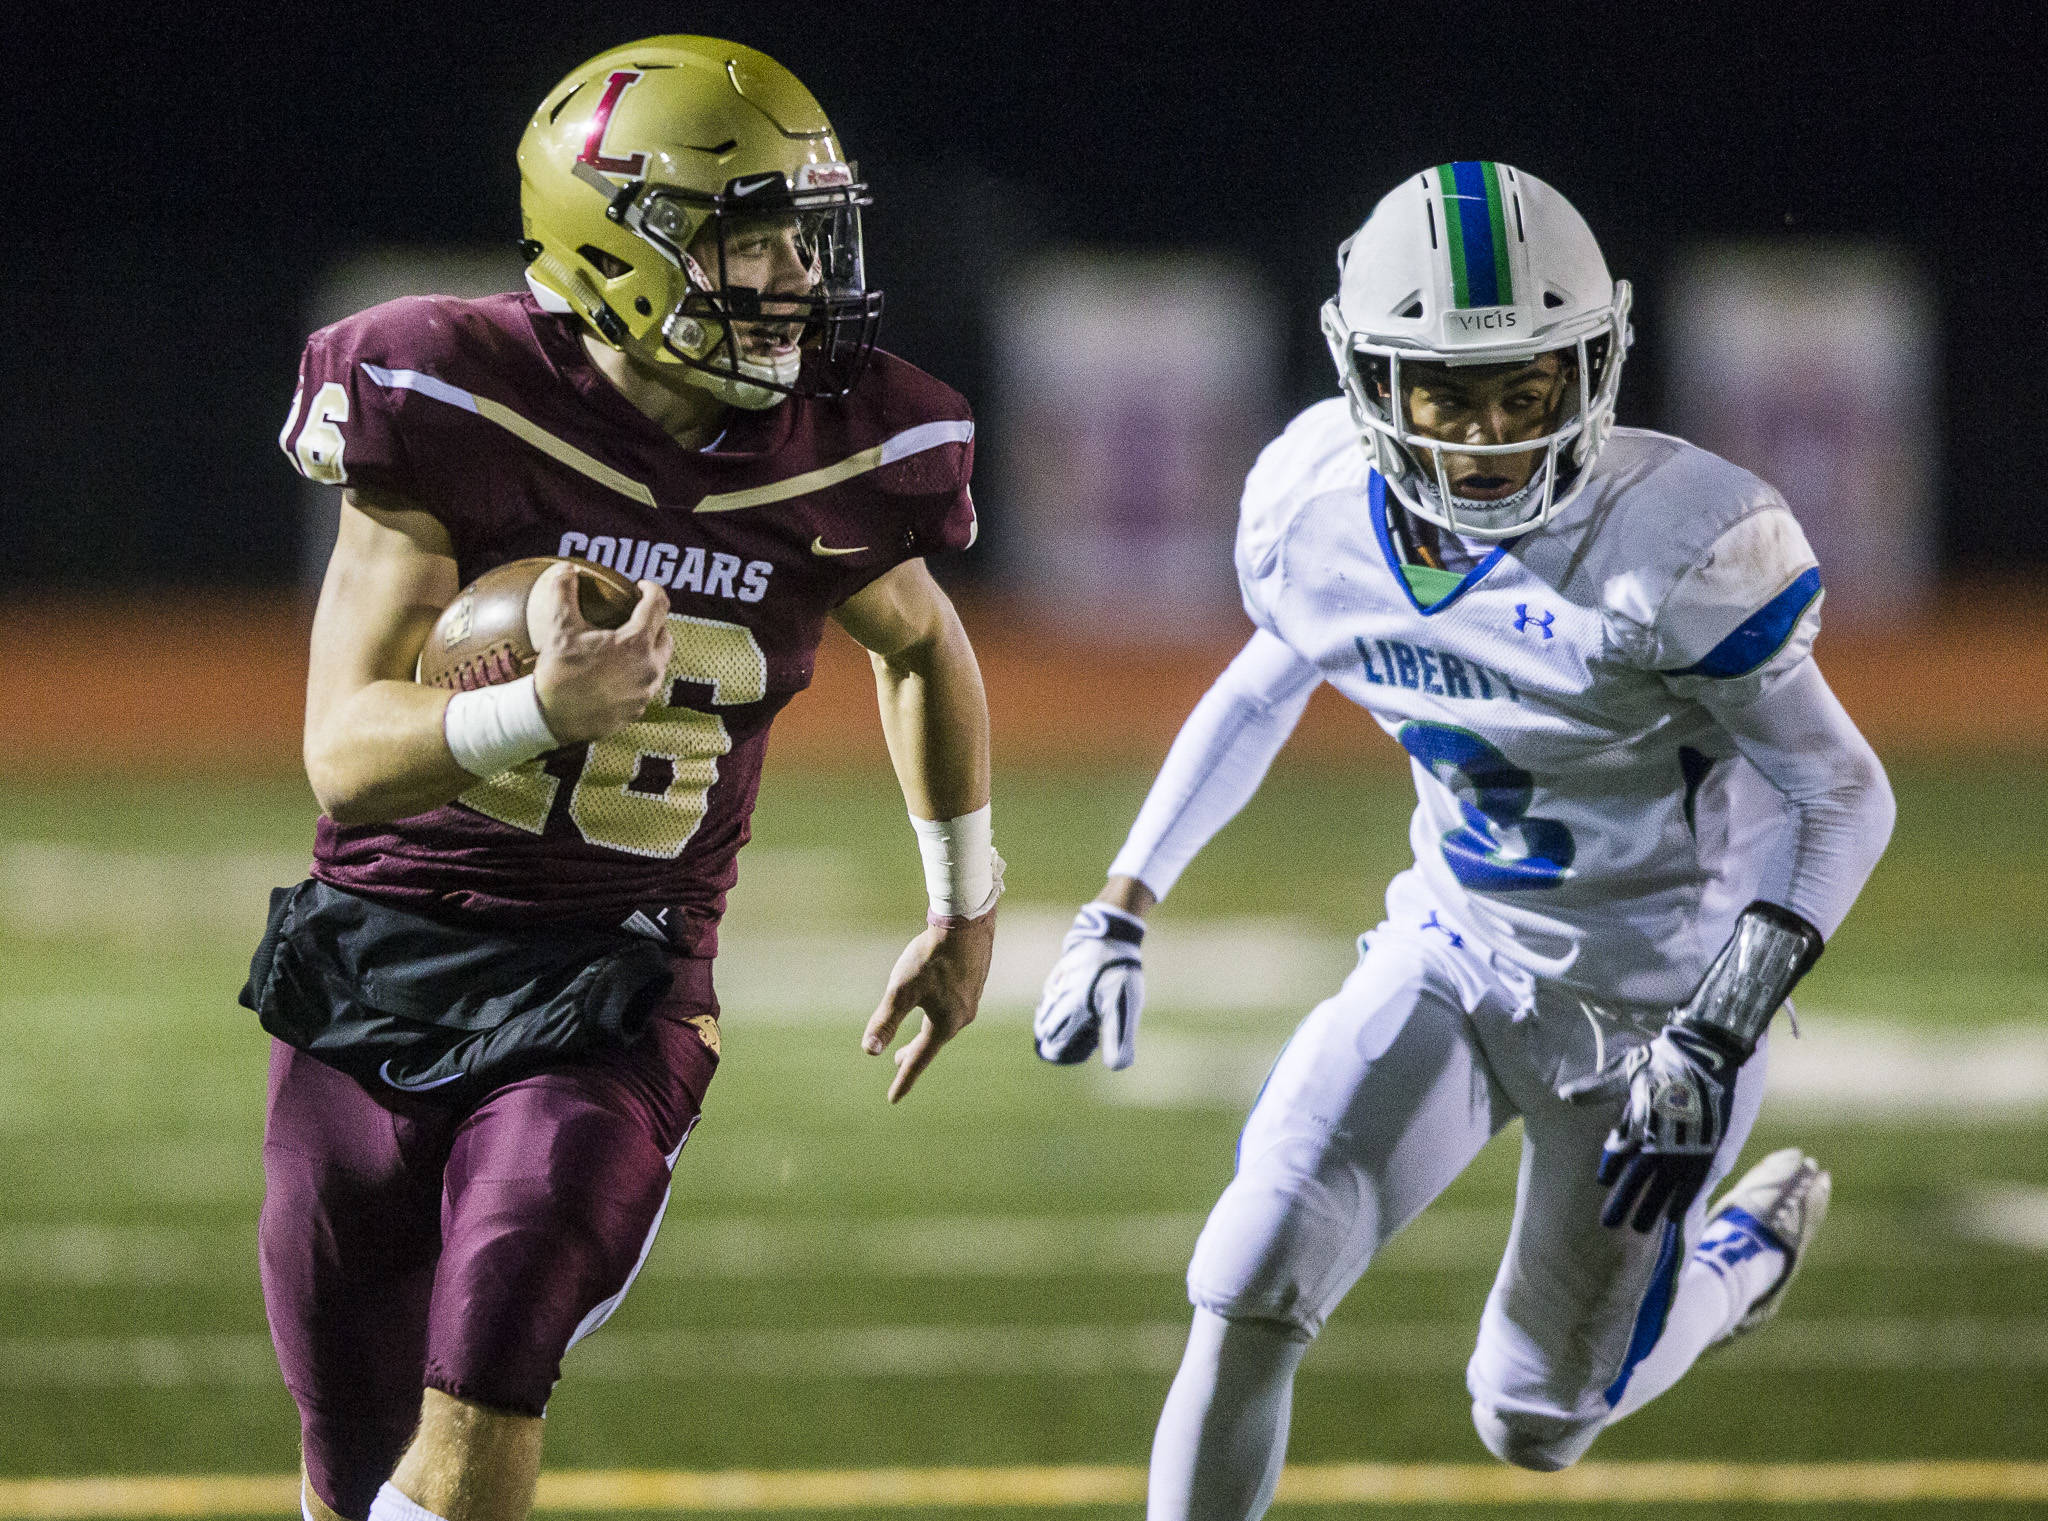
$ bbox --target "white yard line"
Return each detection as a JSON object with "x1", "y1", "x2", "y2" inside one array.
[
  {"x1": 0, "y1": 1225, "x2": 232, "y2": 1285},
  {"x1": 0, "y1": 845, "x2": 309, "y2": 944},
  {"x1": 4, "y1": 845, "x2": 2041, "y2": 1069},
  {"x1": 5, "y1": 849, "x2": 2043, "y2": 1120},
  {"x1": 1765, "y1": 1018, "x2": 2048, "y2": 1118},
  {"x1": 713, "y1": 908, "x2": 1350, "y2": 1020},
  {"x1": 1956, "y1": 1184, "x2": 2048, "y2": 1253},
  {"x1": 1095, "y1": 1022, "x2": 2048, "y2": 1117}
]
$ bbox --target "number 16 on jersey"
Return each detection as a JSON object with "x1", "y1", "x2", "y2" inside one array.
[{"x1": 464, "y1": 614, "x2": 767, "y2": 860}]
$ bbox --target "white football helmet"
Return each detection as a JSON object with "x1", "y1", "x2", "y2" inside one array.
[{"x1": 1320, "y1": 162, "x2": 1632, "y2": 538}]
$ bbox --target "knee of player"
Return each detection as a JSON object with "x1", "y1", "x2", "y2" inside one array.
[
  {"x1": 1186, "y1": 1251, "x2": 1329, "y2": 1341},
  {"x1": 1469, "y1": 1400, "x2": 1599, "y2": 1472},
  {"x1": 1188, "y1": 1287, "x2": 1323, "y2": 1342}
]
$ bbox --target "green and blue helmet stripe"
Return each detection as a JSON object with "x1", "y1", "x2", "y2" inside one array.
[{"x1": 1435, "y1": 161, "x2": 1515, "y2": 309}]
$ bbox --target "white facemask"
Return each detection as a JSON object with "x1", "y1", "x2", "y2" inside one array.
[{"x1": 1407, "y1": 453, "x2": 1554, "y2": 538}]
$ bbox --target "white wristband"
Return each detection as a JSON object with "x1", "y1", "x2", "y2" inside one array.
[
  {"x1": 911, "y1": 804, "x2": 1000, "y2": 921},
  {"x1": 443, "y1": 674, "x2": 560, "y2": 778}
]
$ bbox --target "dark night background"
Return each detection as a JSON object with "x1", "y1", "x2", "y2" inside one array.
[{"x1": 2, "y1": 2, "x2": 2042, "y2": 591}]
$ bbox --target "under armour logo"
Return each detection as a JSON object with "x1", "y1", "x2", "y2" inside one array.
[
  {"x1": 1421, "y1": 911, "x2": 1465, "y2": 949},
  {"x1": 1513, "y1": 603, "x2": 1555, "y2": 639}
]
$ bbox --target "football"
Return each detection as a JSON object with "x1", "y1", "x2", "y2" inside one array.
[{"x1": 417, "y1": 556, "x2": 640, "y2": 691}]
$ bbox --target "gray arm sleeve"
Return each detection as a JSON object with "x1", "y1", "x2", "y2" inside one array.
[
  {"x1": 1107, "y1": 630, "x2": 1322, "y2": 900},
  {"x1": 1694, "y1": 656, "x2": 1896, "y2": 940}
]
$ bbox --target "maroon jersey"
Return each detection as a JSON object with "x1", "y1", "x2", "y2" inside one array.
[{"x1": 280, "y1": 293, "x2": 976, "y2": 956}]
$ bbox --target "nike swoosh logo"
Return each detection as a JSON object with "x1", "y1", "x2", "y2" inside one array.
[
  {"x1": 379, "y1": 1059, "x2": 466, "y2": 1093},
  {"x1": 811, "y1": 537, "x2": 868, "y2": 557}
]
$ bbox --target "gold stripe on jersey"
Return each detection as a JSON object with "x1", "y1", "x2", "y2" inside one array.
[
  {"x1": 693, "y1": 419, "x2": 975, "y2": 514},
  {"x1": 359, "y1": 365, "x2": 659, "y2": 509},
  {"x1": 471, "y1": 396, "x2": 658, "y2": 508},
  {"x1": 693, "y1": 444, "x2": 892, "y2": 514}
]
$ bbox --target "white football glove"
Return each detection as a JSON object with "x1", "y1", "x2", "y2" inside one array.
[
  {"x1": 1033, "y1": 903, "x2": 1146, "y2": 1070},
  {"x1": 1559, "y1": 1023, "x2": 1744, "y2": 1232},
  {"x1": 1559, "y1": 903, "x2": 1818, "y2": 1233}
]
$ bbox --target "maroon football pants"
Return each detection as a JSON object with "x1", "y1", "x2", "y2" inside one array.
[{"x1": 258, "y1": 960, "x2": 718, "y2": 1519}]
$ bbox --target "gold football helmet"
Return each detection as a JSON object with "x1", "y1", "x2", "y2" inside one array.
[{"x1": 518, "y1": 37, "x2": 881, "y2": 409}]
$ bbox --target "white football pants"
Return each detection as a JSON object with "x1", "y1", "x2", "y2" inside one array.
[{"x1": 1168, "y1": 872, "x2": 1768, "y2": 1493}]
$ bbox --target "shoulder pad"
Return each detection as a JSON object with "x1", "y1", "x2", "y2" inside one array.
[
  {"x1": 281, "y1": 294, "x2": 540, "y2": 503},
  {"x1": 305, "y1": 293, "x2": 532, "y2": 381},
  {"x1": 1522, "y1": 430, "x2": 1819, "y2": 674},
  {"x1": 1237, "y1": 399, "x2": 1361, "y2": 579},
  {"x1": 1655, "y1": 508, "x2": 1821, "y2": 677},
  {"x1": 837, "y1": 349, "x2": 975, "y2": 500}
]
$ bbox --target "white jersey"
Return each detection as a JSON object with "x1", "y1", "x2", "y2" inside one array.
[{"x1": 1231, "y1": 403, "x2": 1827, "y2": 1005}]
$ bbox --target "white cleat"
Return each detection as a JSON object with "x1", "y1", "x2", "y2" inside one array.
[{"x1": 1700, "y1": 1146, "x2": 1832, "y2": 1340}]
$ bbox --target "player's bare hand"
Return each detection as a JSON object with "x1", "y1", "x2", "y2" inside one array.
[
  {"x1": 531, "y1": 566, "x2": 672, "y2": 744},
  {"x1": 862, "y1": 909, "x2": 997, "y2": 1104}
]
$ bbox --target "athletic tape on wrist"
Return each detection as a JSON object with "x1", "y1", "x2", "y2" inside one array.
[
  {"x1": 927, "y1": 851, "x2": 1005, "y2": 928},
  {"x1": 911, "y1": 804, "x2": 1001, "y2": 924},
  {"x1": 1676, "y1": 901, "x2": 1823, "y2": 1053},
  {"x1": 911, "y1": 804, "x2": 994, "y2": 915},
  {"x1": 443, "y1": 674, "x2": 560, "y2": 778}
]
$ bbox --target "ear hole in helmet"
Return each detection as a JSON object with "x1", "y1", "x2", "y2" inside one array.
[
  {"x1": 1357, "y1": 351, "x2": 1394, "y2": 403},
  {"x1": 1543, "y1": 289, "x2": 1567, "y2": 309},
  {"x1": 1398, "y1": 299, "x2": 1424, "y2": 319},
  {"x1": 579, "y1": 245, "x2": 634, "y2": 279},
  {"x1": 1585, "y1": 333, "x2": 1612, "y2": 386}
]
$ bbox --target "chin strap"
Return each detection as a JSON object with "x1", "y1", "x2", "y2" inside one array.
[
  {"x1": 1673, "y1": 901, "x2": 1824, "y2": 1058},
  {"x1": 525, "y1": 249, "x2": 630, "y2": 345},
  {"x1": 1442, "y1": 472, "x2": 1540, "y2": 524},
  {"x1": 674, "y1": 350, "x2": 790, "y2": 411},
  {"x1": 1408, "y1": 452, "x2": 1552, "y2": 536}
]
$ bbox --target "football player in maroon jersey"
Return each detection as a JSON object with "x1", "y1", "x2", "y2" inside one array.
[{"x1": 265, "y1": 38, "x2": 998, "y2": 1521}]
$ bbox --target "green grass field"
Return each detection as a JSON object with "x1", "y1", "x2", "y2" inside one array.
[{"x1": 1, "y1": 758, "x2": 2044, "y2": 1516}]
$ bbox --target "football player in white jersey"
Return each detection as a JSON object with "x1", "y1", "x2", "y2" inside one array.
[{"x1": 1035, "y1": 162, "x2": 1895, "y2": 1515}]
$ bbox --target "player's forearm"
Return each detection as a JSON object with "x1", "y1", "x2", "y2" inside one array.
[
  {"x1": 1708, "y1": 659, "x2": 1895, "y2": 939},
  {"x1": 1106, "y1": 630, "x2": 1320, "y2": 902},
  {"x1": 867, "y1": 612, "x2": 991, "y2": 822},
  {"x1": 305, "y1": 680, "x2": 477, "y2": 825},
  {"x1": 303, "y1": 491, "x2": 476, "y2": 825}
]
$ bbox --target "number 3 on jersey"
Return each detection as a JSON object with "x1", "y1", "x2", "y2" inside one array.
[
  {"x1": 1396, "y1": 720, "x2": 1575, "y2": 891},
  {"x1": 461, "y1": 614, "x2": 767, "y2": 858}
]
